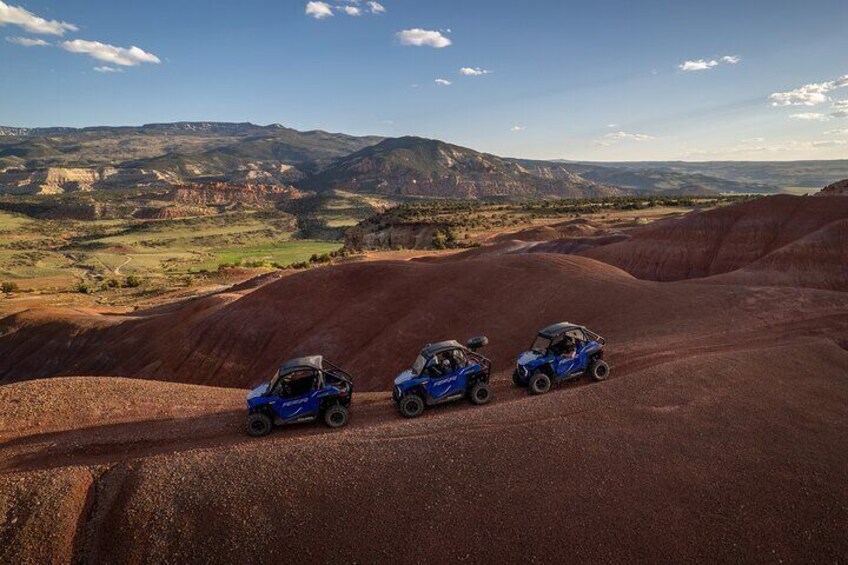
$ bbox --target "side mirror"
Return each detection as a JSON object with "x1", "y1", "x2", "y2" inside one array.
[{"x1": 466, "y1": 336, "x2": 489, "y2": 352}]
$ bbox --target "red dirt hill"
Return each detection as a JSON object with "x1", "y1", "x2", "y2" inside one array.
[
  {"x1": 818, "y1": 178, "x2": 848, "y2": 196},
  {"x1": 1, "y1": 253, "x2": 847, "y2": 391},
  {"x1": 2, "y1": 334, "x2": 848, "y2": 563},
  {"x1": 581, "y1": 194, "x2": 848, "y2": 290}
]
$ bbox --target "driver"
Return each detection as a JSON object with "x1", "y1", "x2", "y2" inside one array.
[
  {"x1": 429, "y1": 354, "x2": 451, "y2": 377},
  {"x1": 553, "y1": 336, "x2": 576, "y2": 359}
]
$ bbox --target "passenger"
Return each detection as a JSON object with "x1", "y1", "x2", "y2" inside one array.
[{"x1": 554, "y1": 337, "x2": 576, "y2": 359}]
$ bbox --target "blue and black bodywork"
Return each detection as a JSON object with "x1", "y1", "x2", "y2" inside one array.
[
  {"x1": 513, "y1": 322, "x2": 609, "y2": 394},
  {"x1": 245, "y1": 355, "x2": 354, "y2": 436},
  {"x1": 392, "y1": 336, "x2": 492, "y2": 418}
]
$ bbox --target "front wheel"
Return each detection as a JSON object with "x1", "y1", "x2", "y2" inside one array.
[
  {"x1": 399, "y1": 394, "x2": 425, "y2": 418},
  {"x1": 246, "y1": 413, "x2": 273, "y2": 437},
  {"x1": 468, "y1": 381, "x2": 492, "y2": 405},
  {"x1": 589, "y1": 359, "x2": 610, "y2": 382},
  {"x1": 323, "y1": 404, "x2": 349, "y2": 428},
  {"x1": 528, "y1": 373, "x2": 552, "y2": 395},
  {"x1": 512, "y1": 371, "x2": 527, "y2": 387}
]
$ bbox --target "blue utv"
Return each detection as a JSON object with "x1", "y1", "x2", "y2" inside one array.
[
  {"x1": 513, "y1": 322, "x2": 609, "y2": 394},
  {"x1": 392, "y1": 336, "x2": 492, "y2": 418},
  {"x1": 245, "y1": 356, "x2": 354, "y2": 437}
]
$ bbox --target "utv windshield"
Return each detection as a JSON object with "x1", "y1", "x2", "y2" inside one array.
[
  {"x1": 531, "y1": 335, "x2": 552, "y2": 353},
  {"x1": 411, "y1": 354, "x2": 428, "y2": 377}
]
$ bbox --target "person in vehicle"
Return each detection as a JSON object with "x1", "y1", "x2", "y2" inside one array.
[{"x1": 551, "y1": 336, "x2": 577, "y2": 359}]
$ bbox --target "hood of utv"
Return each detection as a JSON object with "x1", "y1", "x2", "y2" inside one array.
[
  {"x1": 394, "y1": 369, "x2": 415, "y2": 387},
  {"x1": 518, "y1": 350, "x2": 546, "y2": 367},
  {"x1": 247, "y1": 383, "x2": 270, "y2": 404}
]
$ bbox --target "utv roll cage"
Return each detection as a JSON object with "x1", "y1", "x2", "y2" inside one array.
[
  {"x1": 268, "y1": 356, "x2": 354, "y2": 393},
  {"x1": 536, "y1": 322, "x2": 606, "y2": 345},
  {"x1": 412, "y1": 337, "x2": 492, "y2": 377}
]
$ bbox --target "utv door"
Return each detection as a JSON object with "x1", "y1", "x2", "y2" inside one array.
[
  {"x1": 426, "y1": 368, "x2": 462, "y2": 400},
  {"x1": 274, "y1": 371, "x2": 322, "y2": 421},
  {"x1": 553, "y1": 355, "x2": 580, "y2": 377}
]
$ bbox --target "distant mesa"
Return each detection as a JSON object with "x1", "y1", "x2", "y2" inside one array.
[
  {"x1": 300, "y1": 136, "x2": 625, "y2": 199},
  {"x1": 2, "y1": 121, "x2": 828, "y2": 199}
]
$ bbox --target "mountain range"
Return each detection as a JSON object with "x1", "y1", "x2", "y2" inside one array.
[{"x1": 1, "y1": 121, "x2": 844, "y2": 198}]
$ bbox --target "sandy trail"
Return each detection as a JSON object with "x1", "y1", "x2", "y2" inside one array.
[{"x1": 3, "y1": 336, "x2": 846, "y2": 564}]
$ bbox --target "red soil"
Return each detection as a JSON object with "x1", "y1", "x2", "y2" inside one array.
[
  {"x1": 1, "y1": 195, "x2": 848, "y2": 563},
  {"x1": 2, "y1": 253, "x2": 847, "y2": 392},
  {"x1": 582, "y1": 194, "x2": 848, "y2": 289},
  {"x1": 1, "y1": 335, "x2": 847, "y2": 563}
]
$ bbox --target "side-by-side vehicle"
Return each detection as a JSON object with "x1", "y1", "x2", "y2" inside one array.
[
  {"x1": 245, "y1": 356, "x2": 354, "y2": 436},
  {"x1": 392, "y1": 336, "x2": 492, "y2": 418},
  {"x1": 513, "y1": 322, "x2": 609, "y2": 394}
]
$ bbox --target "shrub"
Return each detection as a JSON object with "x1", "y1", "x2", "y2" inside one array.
[
  {"x1": 1, "y1": 281, "x2": 19, "y2": 294},
  {"x1": 124, "y1": 275, "x2": 143, "y2": 288},
  {"x1": 75, "y1": 282, "x2": 93, "y2": 294}
]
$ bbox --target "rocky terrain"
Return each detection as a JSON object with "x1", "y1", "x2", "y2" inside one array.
[
  {"x1": 302, "y1": 137, "x2": 626, "y2": 198},
  {"x1": 0, "y1": 122, "x2": 382, "y2": 195},
  {"x1": 571, "y1": 160, "x2": 848, "y2": 189},
  {"x1": 5, "y1": 122, "x2": 838, "y2": 200},
  {"x1": 0, "y1": 166, "x2": 175, "y2": 195}
]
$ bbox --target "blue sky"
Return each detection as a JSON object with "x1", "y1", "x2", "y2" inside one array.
[{"x1": 1, "y1": 0, "x2": 847, "y2": 160}]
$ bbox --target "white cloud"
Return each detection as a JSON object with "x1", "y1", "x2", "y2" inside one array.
[
  {"x1": 0, "y1": 1, "x2": 77, "y2": 36},
  {"x1": 434, "y1": 78, "x2": 451, "y2": 86},
  {"x1": 678, "y1": 55, "x2": 740, "y2": 72},
  {"x1": 769, "y1": 75, "x2": 848, "y2": 106},
  {"x1": 811, "y1": 139, "x2": 847, "y2": 147},
  {"x1": 824, "y1": 128, "x2": 848, "y2": 135},
  {"x1": 93, "y1": 65, "x2": 122, "y2": 73},
  {"x1": 831, "y1": 99, "x2": 848, "y2": 118},
  {"x1": 60, "y1": 39, "x2": 161, "y2": 66},
  {"x1": 367, "y1": 1, "x2": 385, "y2": 14},
  {"x1": 5, "y1": 35, "x2": 48, "y2": 46},
  {"x1": 679, "y1": 59, "x2": 718, "y2": 72},
  {"x1": 460, "y1": 66, "x2": 492, "y2": 76},
  {"x1": 396, "y1": 28, "x2": 451, "y2": 48},
  {"x1": 789, "y1": 112, "x2": 829, "y2": 121},
  {"x1": 596, "y1": 131, "x2": 655, "y2": 146},
  {"x1": 511, "y1": 125, "x2": 525, "y2": 132},
  {"x1": 305, "y1": 1, "x2": 333, "y2": 19},
  {"x1": 340, "y1": 5, "x2": 361, "y2": 16}
]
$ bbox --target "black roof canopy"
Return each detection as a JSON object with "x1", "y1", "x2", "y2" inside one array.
[
  {"x1": 420, "y1": 340, "x2": 465, "y2": 358},
  {"x1": 538, "y1": 322, "x2": 582, "y2": 338},
  {"x1": 279, "y1": 355, "x2": 323, "y2": 375}
]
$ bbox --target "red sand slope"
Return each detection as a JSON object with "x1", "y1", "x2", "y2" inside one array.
[
  {"x1": 2, "y1": 335, "x2": 847, "y2": 563},
  {"x1": 2, "y1": 253, "x2": 847, "y2": 391},
  {"x1": 582, "y1": 194, "x2": 848, "y2": 288}
]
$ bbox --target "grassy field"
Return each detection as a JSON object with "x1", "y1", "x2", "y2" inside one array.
[
  {"x1": 195, "y1": 241, "x2": 342, "y2": 271},
  {"x1": 0, "y1": 210, "x2": 339, "y2": 296}
]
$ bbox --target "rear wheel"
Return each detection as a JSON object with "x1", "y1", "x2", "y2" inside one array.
[
  {"x1": 246, "y1": 413, "x2": 273, "y2": 437},
  {"x1": 589, "y1": 359, "x2": 610, "y2": 382},
  {"x1": 469, "y1": 381, "x2": 492, "y2": 405},
  {"x1": 528, "y1": 373, "x2": 552, "y2": 395},
  {"x1": 323, "y1": 404, "x2": 349, "y2": 428},
  {"x1": 399, "y1": 393, "x2": 425, "y2": 418}
]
